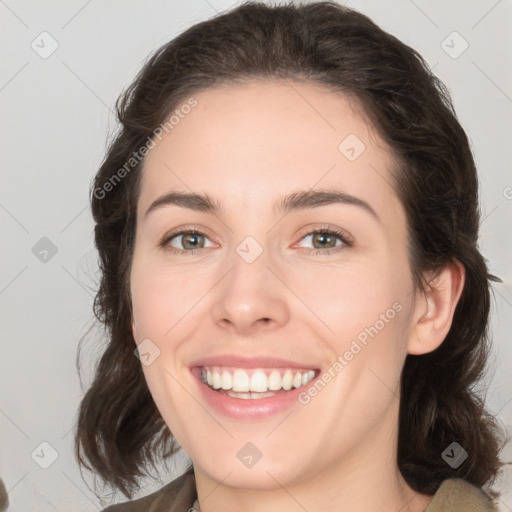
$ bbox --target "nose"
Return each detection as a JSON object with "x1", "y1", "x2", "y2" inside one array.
[{"x1": 210, "y1": 245, "x2": 290, "y2": 337}]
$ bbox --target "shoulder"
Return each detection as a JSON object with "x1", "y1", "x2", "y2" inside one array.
[
  {"x1": 425, "y1": 478, "x2": 498, "y2": 512},
  {"x1": 101, "y1": 468, "x2": 196, "y2": 512}
]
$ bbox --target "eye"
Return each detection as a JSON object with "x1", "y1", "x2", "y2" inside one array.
[
  {"x1": 295, "y1": 226, "x2": 353, "y2": 256},
  {"x1": 159, "y1": 228, "x2": 215, "y2": 255},
  {"x1": 159, "y1": 225, "x2": 354, "y2": 256}
]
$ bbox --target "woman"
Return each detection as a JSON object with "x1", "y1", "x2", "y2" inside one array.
[{"x1": 75, "y1": 2, "x2": 504, "y2": 511}]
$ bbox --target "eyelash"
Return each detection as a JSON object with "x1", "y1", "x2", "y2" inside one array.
[{"x1": 158, "y1": 225, "x2": 354, "y2": 257}]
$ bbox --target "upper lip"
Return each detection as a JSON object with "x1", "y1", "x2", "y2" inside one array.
[{"x1": 190, "y1": 354, "x2": 319, "y2": 369}]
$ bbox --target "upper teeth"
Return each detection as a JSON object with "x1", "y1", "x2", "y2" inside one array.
[{"x1": 201, "y1": 367, "x2": 316, "y2": 392}]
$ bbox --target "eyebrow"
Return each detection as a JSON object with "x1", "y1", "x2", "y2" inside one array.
[{"x1": 144, "y1": 188, "x2": 380, "y2": 223}]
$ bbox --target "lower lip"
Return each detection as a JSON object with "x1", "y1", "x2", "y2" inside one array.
[{"x1": 191, "y1": 367, "x2": 317, "y2": 420}]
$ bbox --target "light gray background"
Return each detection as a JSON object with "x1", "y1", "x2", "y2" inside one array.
[{"x1": 1, "y1": 0, "x2": 511, "y2": 510}]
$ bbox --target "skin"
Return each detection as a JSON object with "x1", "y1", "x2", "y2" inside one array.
[{"x1": 129, "y1": 79, "x2": 465, "y2": 512}]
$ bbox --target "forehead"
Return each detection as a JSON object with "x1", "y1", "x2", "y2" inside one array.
[{"x1": 138, "y1": 79, "x2": 401, "y2": 225}]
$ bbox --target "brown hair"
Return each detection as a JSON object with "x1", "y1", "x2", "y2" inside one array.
[{"x1": 75, "y1": 0, "x2": 504, "y2": 499}]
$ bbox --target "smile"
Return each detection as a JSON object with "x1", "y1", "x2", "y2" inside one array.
[{"x1": 199, "y1": 366, "x2": 318, "y2": 399}]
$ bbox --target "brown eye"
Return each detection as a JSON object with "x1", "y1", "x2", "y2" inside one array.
[
  {"x1": 297, "y1": 228, "x2": 353, "y2": 255},
  {"x1": 160, "y1": 229, "x2": 214, "y2": 254},
  {"x1": 309, "y1": 231, "x2": 339, "y2": 249},
  {"x1": 173, "y1": 232, "x2": 205, "y2": 250}
]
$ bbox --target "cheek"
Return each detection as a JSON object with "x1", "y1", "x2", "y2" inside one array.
[
  {"x1": 130, "y1": 260, "x2": 202, "y2": 339},
  {"x1": 285, "y1": 259, "x2": 400, "y2": 339},
  {"x1": 293, "y1": 258, "x2": 411, "y2": 391}
]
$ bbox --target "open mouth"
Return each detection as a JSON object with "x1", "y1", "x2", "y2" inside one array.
[{"x1": 197, "y1": 366, "x2": 319, "y2": 400}]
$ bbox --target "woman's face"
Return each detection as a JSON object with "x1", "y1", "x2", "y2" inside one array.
[{"x1": 130, "y1": 80, "x2": 420, "y2": 489}]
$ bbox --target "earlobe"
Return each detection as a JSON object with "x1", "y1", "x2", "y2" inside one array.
[{"x1": 407, "y1": 260, "x2": 466, "y2": 355}]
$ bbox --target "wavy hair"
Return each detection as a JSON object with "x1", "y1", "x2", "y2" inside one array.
[{"x1": 75, "y1": 0, "x2": 504, "y2": 499}]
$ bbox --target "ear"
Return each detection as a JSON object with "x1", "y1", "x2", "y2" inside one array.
[
  {"x1": 407, "y1": 259, "x2": 466, "y2": 355},
  {"x1": 131, "y1": 315, "x2": 139, "y2": 343}
]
